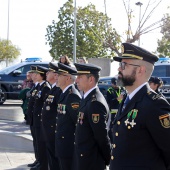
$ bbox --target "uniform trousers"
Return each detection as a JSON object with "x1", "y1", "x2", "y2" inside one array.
[
  {"x1": 30, "y1": 125, "x2": 39, "y2": 162},
  {"x1": 46, "y1": 141, "x2": 60, "y2": 170},
  {"x1": 35, "y1": 127, "x2": 48, "y2": 170},
  {"x1": 58, "y1": 158, "x2": 74, "y2": 170}
]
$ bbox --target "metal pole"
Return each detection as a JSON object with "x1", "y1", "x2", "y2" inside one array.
[
  {"x1": 73, "y1": 0, "x2": 77, "y2": 63},
  {"x1": 6, "y1": 0, "x2": 10, "y2": 66},
  {"x1": 135, "y1": 2, "x2": 143, "y2": 47}
]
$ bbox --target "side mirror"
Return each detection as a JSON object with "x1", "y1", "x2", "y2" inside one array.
[{"x1": 13, "y1": 70, "x2": 21, "y2": 76}]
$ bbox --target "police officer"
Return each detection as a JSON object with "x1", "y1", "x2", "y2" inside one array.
[
  {"x1": 110, "y1": 43, "x2": 170, "y2": 170},
  {"x1": 26, "y1": 66, "x2": 40, "y2": 168},
  {"x1": 31, "y1": 66, "x2": 51, "y2": 170},
  {"x1": 55, "y1": 63, "x2": 81, "y2": 170},
  {"x1": 149, "y1": 76, "x2": 164, "y2": 97},
  {"x1": 73, "y1": 63, "x2": 111, "y2": 170},
  {"x1": 41, "y1": 62, "x2": 62, "y2": 170},
  {"x1": 106, "y1": 77, "x2": 126, "y2": 139}
]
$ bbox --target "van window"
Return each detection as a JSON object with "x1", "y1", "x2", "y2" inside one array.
[{"x1": 152, "y1": 66, "x2": 166, "y2": 77}]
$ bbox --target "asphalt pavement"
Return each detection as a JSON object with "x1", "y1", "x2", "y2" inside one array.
[{"x1": 0, "y1": 100, "x2": 35, "y2": 170}]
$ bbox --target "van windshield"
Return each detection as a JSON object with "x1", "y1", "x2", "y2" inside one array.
[{"x1": 0, "y1": 64, "x2": 21, "y2": 74}]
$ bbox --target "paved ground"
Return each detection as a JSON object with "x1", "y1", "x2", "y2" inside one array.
[
  {"x1": 0, "y1": 120, "x2": 35, "y2": 170},
  {"x1": 0, "y1": 100, "x2": 35, "y2": 170}
]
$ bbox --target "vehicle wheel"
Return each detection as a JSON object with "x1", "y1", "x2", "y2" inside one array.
[{"x1": 0, "y1": 87, "x2": 7, "y2": 105}]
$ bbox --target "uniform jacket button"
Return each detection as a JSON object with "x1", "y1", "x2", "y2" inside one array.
[
  {"x1": 80, "y1": 154, "x2": 83, "y2": 157},
  {"x1": 117, "y1": 121, "x2": 120, "y2": 125},
  {"x1": 111, "y1": 156, "x2": 114, "y2": 160},
  {"x1": 115, "y1": 132, "x2": 118, "y2": 136}
]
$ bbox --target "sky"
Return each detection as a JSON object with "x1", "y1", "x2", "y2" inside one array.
[{"x1": 0, "y1": 0, "x2": 169, "y2": 62}]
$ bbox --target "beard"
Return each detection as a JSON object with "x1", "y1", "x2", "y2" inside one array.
[{"x1": 117, "y1": 68, "x2": 137, "y2": 87}]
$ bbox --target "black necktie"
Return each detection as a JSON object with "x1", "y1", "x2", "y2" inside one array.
[{"x1": 122, "y1": 96, "x2": 130, "y2": 111}]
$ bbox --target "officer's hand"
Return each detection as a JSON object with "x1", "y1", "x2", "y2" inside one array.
[{"x1": 117, "y1": 94, "x2": 123, "y2": 100}]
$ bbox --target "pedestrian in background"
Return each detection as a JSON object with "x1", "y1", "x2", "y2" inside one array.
[
  {"x1": 148, "y1": 76, "x2": 164, "y2": 97},
  {"x1": 18, "y1": 71, "x2": 34, "y2": 122},
  {"x1": 73, "y1": 63, "x2": 111, "y2": 170},
  {"x1": 77, "y1": 57, "x2": 88, "y2": 64},
  {"x1": 106, "y1": 77, "x2": 126, "y2": 142},
  {"x1": 55, "y1": 63, "x2": 81, "y2": 170},
  {"x1": 110, "y1": 43, "x2": 170, "y2": 170},
  {"x1": 41, "y1": 62, "x2": 62, "y2": 170},
  {"x1": 59, "y1": 55, "x2": 71, "y2": 66}
]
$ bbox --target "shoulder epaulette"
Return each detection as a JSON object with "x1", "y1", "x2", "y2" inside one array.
[
  {"x1": 147, "y1": 90, "x2": 161, "y2": 100},
  {"x1": 69, "y1": 88, "x2": 73, "y2": 94},
  {"x1": 91, "y1": 94, "x2": 97, "y2": 102}
]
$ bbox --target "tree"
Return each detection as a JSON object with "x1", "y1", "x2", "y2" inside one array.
[
  {"x1": 122, "y1": 0, "x2": 164, "y2": 43},
  {"x1": 0, "y1": 39, "x2": 21, "y2": 62},
  {"x1": 157, "y1": 13, "x2": 170, "y2": 57},
  {"x1": 45, "y1": 0, "x2": 121, "y2": 60}
]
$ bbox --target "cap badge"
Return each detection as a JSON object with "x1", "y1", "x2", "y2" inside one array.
[{"x1": 121, "y1": 44, "x2": 124, "y2": 54}]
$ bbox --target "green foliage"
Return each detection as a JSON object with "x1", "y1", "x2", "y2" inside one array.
[
  {"x1": 45, "y1": 0, "x2": 121, "y2": 60},
  {"x1": 0, "y1": 39, "x2": 21, "y2": 61},
  {"x1": 157, "y1": 14, "x2": 170, "y2": 57}
]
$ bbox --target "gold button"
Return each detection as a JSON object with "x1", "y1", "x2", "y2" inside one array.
[
  {"x1": 128, "y1": 126, "x2": 131, "y2": 129},
  {"x1": 62, "y1": 136, "x2": 64, "y2": 139},
  {"x1": 115, "y1": 132, "x2": 118, "y2": 136},
  {"x1": 117, "y1": 121, "x2": 120, "y2": 125},
  {"x1": 111, "y1": 156, "x2": 114, "y2": 160},
  {"x1": 113, "y1": 144, "x2": 116, "y2": 148},
  {"x1": 80, "y1": 154, "x2": 83, "y2": 157}
]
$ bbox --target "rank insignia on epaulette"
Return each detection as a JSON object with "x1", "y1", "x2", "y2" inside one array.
[
  {"x1": 152, "y1": 93, "x2": 161, "y2": 100},
  {"x1": 92, "y1": 114, "x2": 99, "y2": 123},
  {"x1": 69, "y1": 89, "x2": 73, "y2": 94},
  {"x1": 91, "y1": 95, "x2": 96, "y2": 102},
  {"x1": 71, "y1": 103, "x2": 79, "y2": 109},
  {"x1": 159, "y1": 113, "x2": 170, "y2": 128}
]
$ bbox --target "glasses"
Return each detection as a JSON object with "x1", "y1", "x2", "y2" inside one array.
[{"x1": 119, "y1": 62, "x2": 140, "y2": 70}]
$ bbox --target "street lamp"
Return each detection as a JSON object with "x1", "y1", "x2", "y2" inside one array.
[
  {"x1": 135, "y1": 1, "x2": 143, "y2": 46},
  {"x1": 6, "y1": 0, "x2": 10, "y2": 66}
]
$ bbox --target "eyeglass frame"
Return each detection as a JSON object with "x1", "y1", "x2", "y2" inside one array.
[{"x1": 119, "y1": 62, "x2": 140, "y2": 70}]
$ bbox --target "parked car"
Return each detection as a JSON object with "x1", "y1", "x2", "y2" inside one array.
[{"x1": 0, "y1": 58, "x2": 49, "y2": 104}]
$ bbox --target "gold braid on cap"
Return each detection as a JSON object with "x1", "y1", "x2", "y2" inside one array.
[
  {"x1": 49, "y1": 68, "x2": 56, "y2": 72},
  {"x1": 58, "y1": 69, "x2": 68, "y2": 73},
  {"x1": 36, "y1": 70, "x2": 45, "y2": 74},
  {"x1": 77, "y1": 71, "x2": 91, "y2": 74},
  {"x1": 122, "y1": 53, "x2": 143, "y2": 60}
]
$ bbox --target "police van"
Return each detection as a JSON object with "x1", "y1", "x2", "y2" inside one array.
[
  {"x1": 0, "y1": 57, "x2": 49, "y2": 104},
  {"x1": 152, "y1": 58, "x2": 170, "y2": 102}
]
